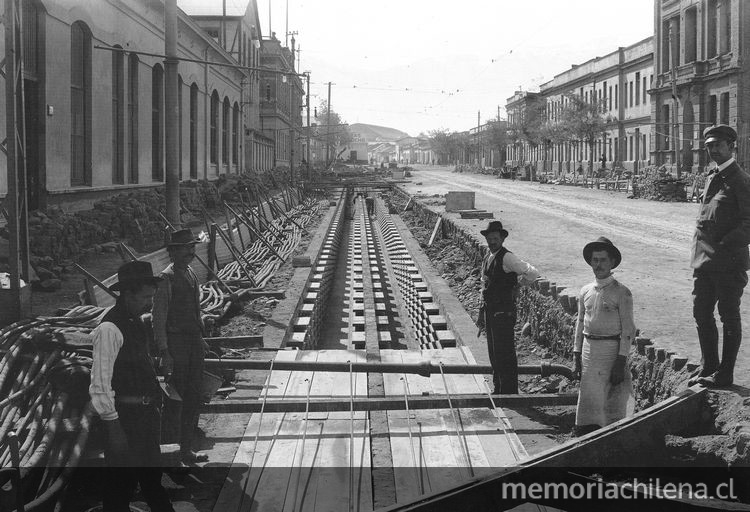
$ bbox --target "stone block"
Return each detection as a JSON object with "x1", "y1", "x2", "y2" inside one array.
[
  {"x1": 671, "y1": 356, "x2": 688, "y2": 371},
  {"x1": 292, "y1": 255, "x2": 312, "y2": 267},
  {"x1": 445, "y1": 191, "x2": 475, "y2": 212}
]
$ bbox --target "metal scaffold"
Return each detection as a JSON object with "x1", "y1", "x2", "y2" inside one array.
[{"x1": 1, "y1": 0, "x2": 32, "y2": 324}]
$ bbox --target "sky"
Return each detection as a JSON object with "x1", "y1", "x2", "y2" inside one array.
[{"x1": 185, "y1": 0, "x2": 655, "y2": 136}]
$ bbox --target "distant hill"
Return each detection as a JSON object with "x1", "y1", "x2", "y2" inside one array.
[{"x1": 349, "y1": 123, "x2": 410, "y2": 142}]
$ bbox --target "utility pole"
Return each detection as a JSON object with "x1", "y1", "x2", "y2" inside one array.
[
  {"x1": 285, "y1": 0, "x2": 289, "y2": 46},
  {"x1": 165, "y1": 0, "x2": 180, "y2": 228},
  {"x1": 669, "y1": 21, "x2": 681, "y2": 178},
  {"x1": 306, "y1": 72, "x2": 311, "y2": 180},
  {"x1": 221, "y1": 0, "x2": 227, "y2": 50},
  {"x1": 477, "y1": 110, "x2": 481, "y2": 167},
  {"x1": 326, "y1": 81, "x2": 332, "y2": 167},
  {"x1": 2, "y1": 0, "x2": 31, "y2": 322}
]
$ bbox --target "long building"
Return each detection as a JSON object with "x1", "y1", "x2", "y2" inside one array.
[
  {"x1": 505, "y1": 38, "x2": 654, "y2": 177},
  {"x1": 0, "y1": 0, "x2": 281, "y2": 212}
]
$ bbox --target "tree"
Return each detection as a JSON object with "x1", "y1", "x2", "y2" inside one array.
[
  {"x1": 507, "y1": 97, "x2": 544, "y2": 170},
  {"x1": 486, "y1": 120, "x2": 508, "y2": 166},
  {"x1": 428, "y1": 129, "x2": 455, "y2": 164},
  {"x1": 315, "y1": 101, "x2": 352, "y2": 165},
  {"x1": 558, "y1": 94, "x2": 615, "y2": 177}
]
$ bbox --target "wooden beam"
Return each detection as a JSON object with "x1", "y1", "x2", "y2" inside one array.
[
  {"x1": 202, "y1": 393, "x2": 579, "y2": 414},
  {"x1": 73, "y1": 263, "x2": 117, "y2": 300}
]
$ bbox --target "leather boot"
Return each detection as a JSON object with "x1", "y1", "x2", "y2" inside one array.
[
  {"x1": 699, "y1": 321, "x2": 741, "y2": 388},
  {"x1": 688, "y1": 324, "x2": 720, "y2": 386}
]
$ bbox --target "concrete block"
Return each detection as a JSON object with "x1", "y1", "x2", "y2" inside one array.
[
  {"x1": 445, "y1": 191, "x2": 475, "y2": 212},
  {"x1": 636, "y1": 337, "x2": 652, "y2": 354},
  {"x1": 656, "y1": 348, "x2": 667, "y2": 362},
  {"x1": 292, "y1": 255, "x2": 312, "y2": 267},
  {"x1": 671, "y1": 356, "x2": 688, "y2": 371}
]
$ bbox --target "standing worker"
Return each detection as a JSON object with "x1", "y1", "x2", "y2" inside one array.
[
  {"x1": 365, "y1": 193, "x2": 375, "y2": 217},
  {"x1": 89, "y1": 261, "x2": 176, "y2": 511},
  {"x1": 573, "y1": 237, "x2": 635, "y2": 436},
  {"x1": 477, "y1": 221, "x2": 539, "y2": 394},
  {"x1": 153, "y1": 228, "x2": 209, "y2": 463},
  {"x1": 689, "y1": 125, "x2": 750, "y2": 388}
]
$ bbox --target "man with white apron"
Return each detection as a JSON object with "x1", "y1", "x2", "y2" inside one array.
[{"x1": 573, "y1": 237, "x2": 636, "y2": 436}]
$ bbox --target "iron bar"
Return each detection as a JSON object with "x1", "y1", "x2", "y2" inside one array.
[
  {"x1": 202, "y1": 393, "x2": 579, "y2": 414},
  {"x1": 203, "y1": 358, "x2": 573, "y2": 379},
  {"x1": 401, "y1": 376, "x2": 423, "y2": 495},
  {"x1": 437, "y1": 362, "x2": 474, "y2": 477}
]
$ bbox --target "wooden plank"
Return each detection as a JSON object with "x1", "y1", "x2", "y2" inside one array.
[{"x1": 427, "y1": 218, "x2": 441, "y2": 247}]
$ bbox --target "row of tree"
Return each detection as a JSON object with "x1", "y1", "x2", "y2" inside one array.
[{"x1": 429, "y1": 94, "x2": 614, "y2": 175}]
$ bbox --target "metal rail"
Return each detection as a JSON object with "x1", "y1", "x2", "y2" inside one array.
[
  {"x1": 202, "y1": 393, "x2": 579, "y2": 414},
  {"x1": 203, "y1": 358, "x2": 574, "y2": 379}
]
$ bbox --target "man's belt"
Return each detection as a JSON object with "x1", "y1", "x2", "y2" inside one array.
[
  {"x1": 116, "y1": 394, "x2": 161, "y2": 406},
  {"x1": 584, "y1": 333, "x2": 620, "y2": 341}
]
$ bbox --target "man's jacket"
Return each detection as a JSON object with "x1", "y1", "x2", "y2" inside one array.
[{"x1": 691, "y1": 161, "x2": 750, "y2": 271}]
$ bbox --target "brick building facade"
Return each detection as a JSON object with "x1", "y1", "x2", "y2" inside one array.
[
  {"x1": 0, "y1": 0, "x2": 275, "y2": 211},
  {"x1": 651, "y1": 0, "x2": 750, "y2": 173}
]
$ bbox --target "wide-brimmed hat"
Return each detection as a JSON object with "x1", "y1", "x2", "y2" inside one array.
[
  {"x1": 583, "y1": 237, "x2": 622, "y2": 268},
  {"x1": 703, "y1": 124, "x2": 737, "y2": 144},
  {"x1": 110, "y1": 261, "x2": 162, "y2": 291},
  {"x1": 166, "y1": 228, "x2": 200, "y2": 248},
  {"x1": 480, "y1": 221, "x2": 508, "y2": 238}
]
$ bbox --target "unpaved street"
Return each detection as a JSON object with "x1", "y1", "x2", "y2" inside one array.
[{"x1": 402, "y1": 165, "x2": 750, "y2": 389}]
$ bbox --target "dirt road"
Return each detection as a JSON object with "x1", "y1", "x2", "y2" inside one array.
[{"x1": 402, "y1": 164, "x2": 750, "y2": 389}]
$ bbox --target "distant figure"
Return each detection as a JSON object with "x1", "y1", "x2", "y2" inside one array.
[
  {"x1": 689, "y1": 124, "x2": 750, "y2": 388},
  {"x1": 365, "y1": 194, "x2": 375, "y2": 216},
  {"x1": 573, "y1": 237, "x2": 635, "y2": 436}
]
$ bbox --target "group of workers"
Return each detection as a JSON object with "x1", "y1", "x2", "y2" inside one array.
[
  {"x1": 89, "y1": 228, "x2": 206, "y2": 511},
  {"x1": 85, "y1": 123, "x2": 747, "y2": 510},
  {"x1": 478, "y1": 124, "x2": 749, "y2": 436}
]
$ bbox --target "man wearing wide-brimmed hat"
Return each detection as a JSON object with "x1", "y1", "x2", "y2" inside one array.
[
  {"x1": 89, "y1": 261, "x2": 176, "y2": 511},
  {"x1": 690, "y1": 124, "x2": 750, "y2": 388},
  {"x1": 152, "y1": 228, "x2": 209, "y2": 463},
  {"x1": 573, "y1": 237, "x2": 635, "y2": 436},
  {"x1": 478, "y1": 220, "x2": 539, "y2": 394}
]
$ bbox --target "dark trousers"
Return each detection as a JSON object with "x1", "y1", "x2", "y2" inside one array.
[
  {"x1": 692, "y1": 269, "x2": 747, "y2": 374},
  {"x1": 167, "y1": 332, "x2": 205, "y2": 454},
  {"x1": 103, "y1": 403, "x2": 174, "y2": 512},
  {"x1": 485, "y1": 307, "x2": 518, "y2": 394}
]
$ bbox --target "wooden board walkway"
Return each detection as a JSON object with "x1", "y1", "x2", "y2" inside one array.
[{"x1": 214, "y1": 348, "x2": 528, "y2": 511}]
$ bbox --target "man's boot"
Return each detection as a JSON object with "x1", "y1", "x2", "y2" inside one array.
[
  {"x1": 699, "y1": 321, "x2": 741, "y2": 388},
  {"x1": 688, "y1": 324, "x2": 720, "y2": 386}
]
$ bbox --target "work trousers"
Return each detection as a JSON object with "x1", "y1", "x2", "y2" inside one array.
[
  {"x1": 485, "y1": 307, "x2": 518, "y2": 394},
  {"x1": 692, "y1": 269, "x2": 747, "y2": 373},
  {"x1": 103, "y1": 402, "x2": 174, "y2": 512},
  {"x1": 167, "y1": 332, "x2": 205, "y2": 454}
]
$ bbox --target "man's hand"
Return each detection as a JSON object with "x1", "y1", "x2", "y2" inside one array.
[
  {"x1": 476, "y1": 307, "x2": 486, "y2": 337},
  {"x1": 573, "y1": 352, "x2": 582, "y2": 381},
  {"x1": 160, "y1": 350, "x2": 174, "y2": 378},
  {"x1": 610, "y1": 355, "x2": 627, "y2": 385},
  {"x1": 103, "y1": 419, "x2": 130, "y2": 462}
]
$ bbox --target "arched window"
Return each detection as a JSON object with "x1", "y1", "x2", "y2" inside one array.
[
  {"x1": 112, "y1": 45, "x2": 125, "y2": 184},
  {"x1": 70, "y1": 21, "x2": 92, "y2": 186},
  {"x1": 128, "y1": 53, "x2": 139, "y2": 183},
  {"x1": 232, "y1": 102, "x2": 240, "y2": 165},
  {"x1": 190, "y1": 83, "x2": 199, "y2": 178},
  {"x1": 210, "y1": 90, "x2": 219, "y2": 164},
  {"x1": 222, "y1": 97, "x2": 230, "y2": 165},
  {"x1": 151, "y1": 64, "x2": 164, "y2": 181}
]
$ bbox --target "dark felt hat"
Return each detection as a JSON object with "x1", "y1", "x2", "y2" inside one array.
[
  {"x1": 480, "y1": 220, "x2": 508, "y2": 238},
  {"x1": 166, "y1": 228, "x2": 200, "y2": 248},
  {"x1": 703, "y1": 124, "x2": 737, "y2": 144},
  {"x1": 110, "y1": 261, "x2": 162, "y2": 291},
  {"x1": 583, "y1": 237, "x2": 622, "y2": 269}
]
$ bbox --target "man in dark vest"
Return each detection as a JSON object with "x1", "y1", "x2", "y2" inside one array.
[
  {"x1": 689, "y1": 124, "x2": 750, "y2": 388},
  {"x1": 89, "y1": 261, "x2": 175, "y2": 512},
  {"x1": 477, "y1": 221, "x2": 539, "y2": 394},
  {"x1": 152, "y1": 228, "x2": 209, "y2": 463}
]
